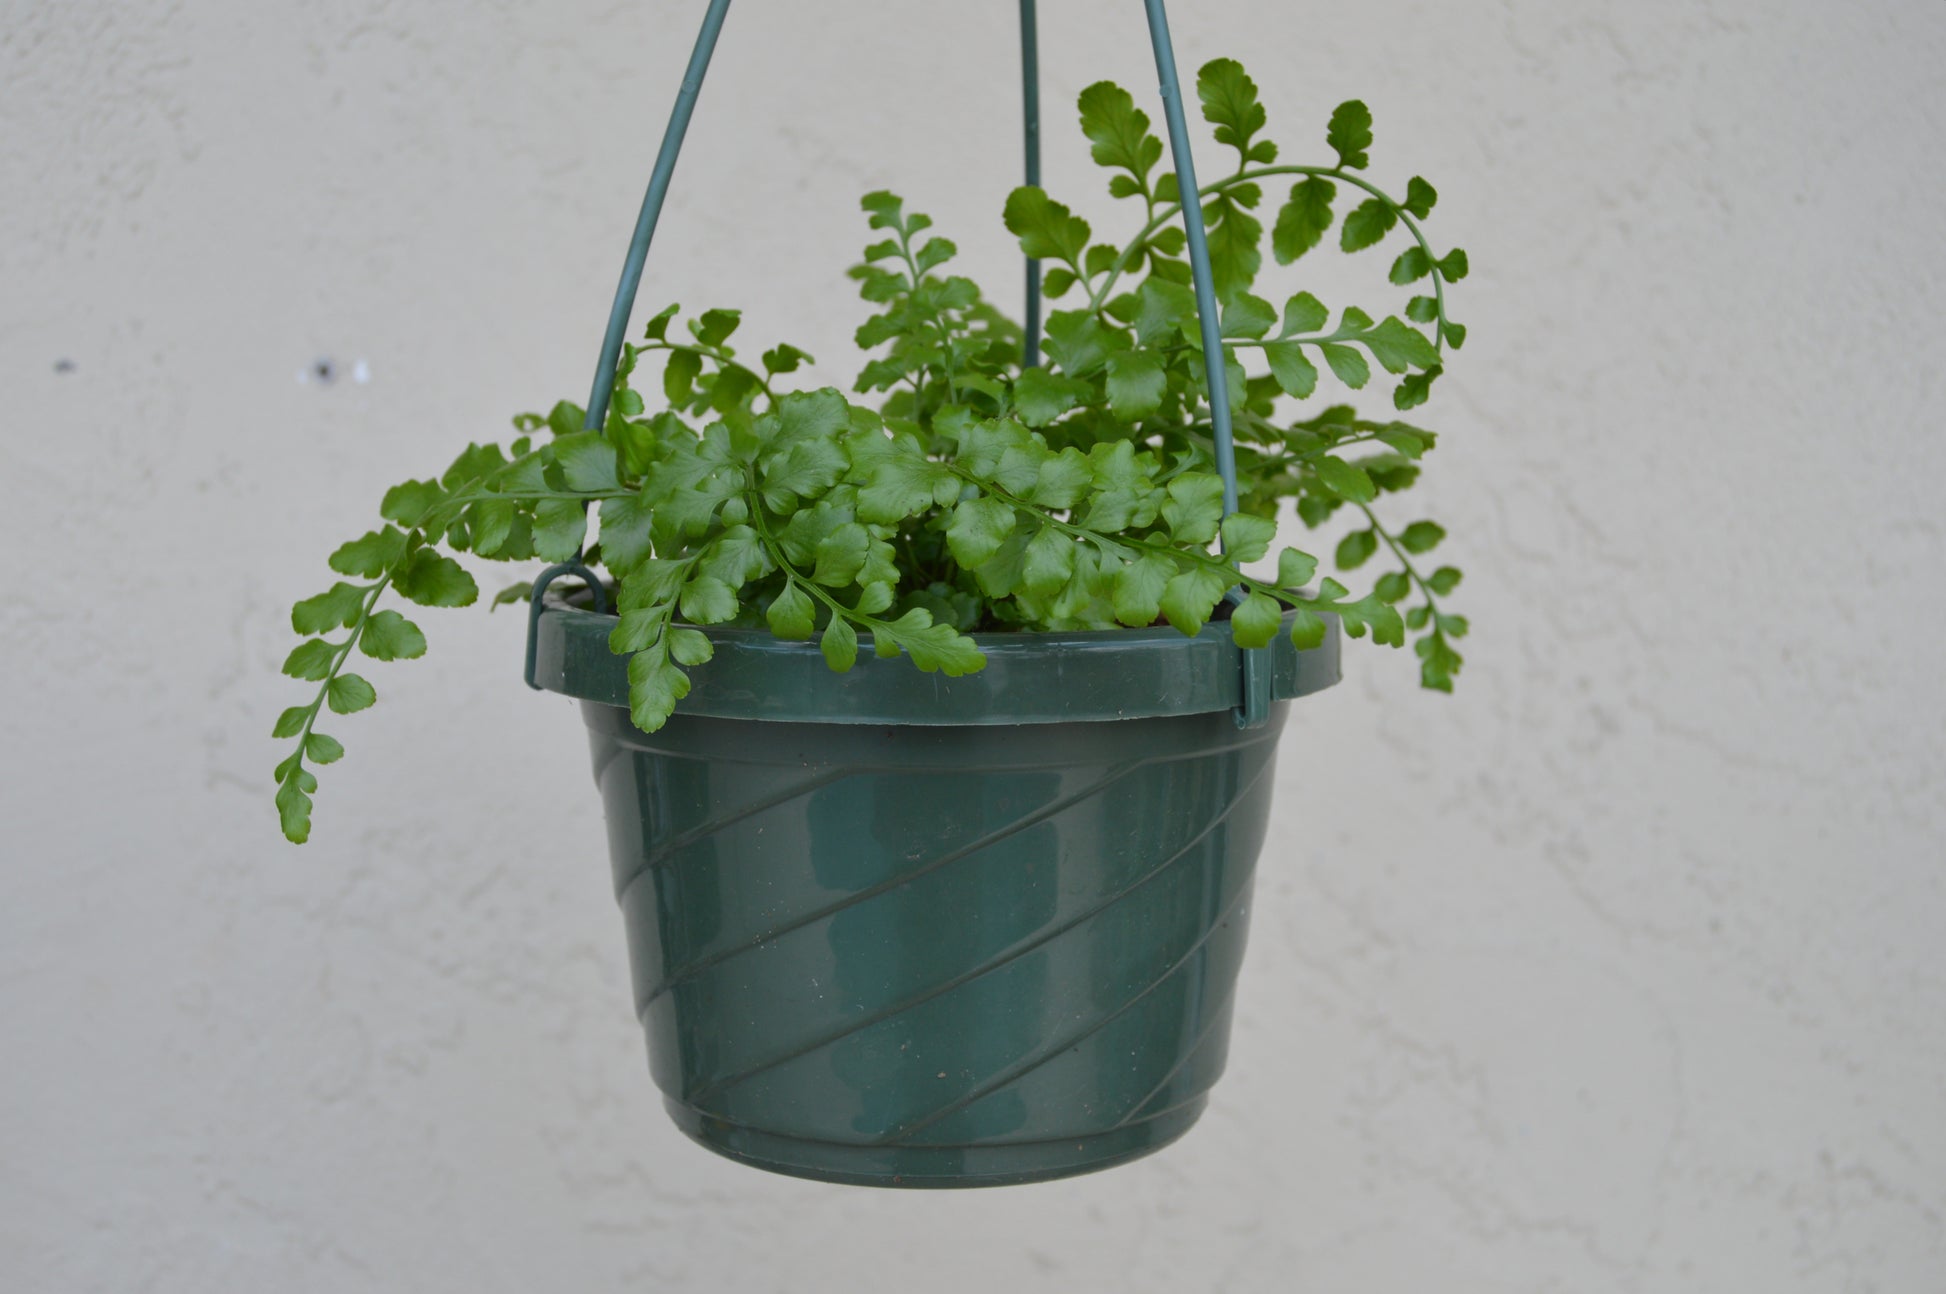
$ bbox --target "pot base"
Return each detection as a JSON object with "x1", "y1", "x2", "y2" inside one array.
[{"x1": 664, "y1": 1096, "x2": 1207, "y2": 1188}]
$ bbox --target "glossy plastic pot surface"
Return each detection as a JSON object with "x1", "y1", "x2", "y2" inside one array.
[{"x1": 535, "y1": 599, "x2": 1338, "y2": 1186}]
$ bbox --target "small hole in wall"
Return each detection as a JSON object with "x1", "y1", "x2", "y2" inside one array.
[
  {"x1": 53, "y1": 358, "x2": 75, "y2": 373},
  {"x1": 297, "y1": 358, "x2": 371, "y2": 386}
]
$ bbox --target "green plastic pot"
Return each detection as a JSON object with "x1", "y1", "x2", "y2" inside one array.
[{"x1": 530, "y1": 589, "x2": 1340, "y2": 1187}]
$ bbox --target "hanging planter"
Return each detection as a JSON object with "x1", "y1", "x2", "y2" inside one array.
[
  {"x1": 529, "y1": 592, "x2": 1337, "y2": 1185},
  {"x1": 272, "y1": 0, "x2": 1474, "y2": 1187}
]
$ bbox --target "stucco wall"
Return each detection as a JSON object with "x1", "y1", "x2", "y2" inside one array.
[{"x1": 4, "y1": 1, "x2": 1943, "y2": 1290}]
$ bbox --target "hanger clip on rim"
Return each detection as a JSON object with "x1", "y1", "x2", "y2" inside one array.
[
  {"x1": 525, "y1": 563, "x2": 609, "y2": 690},
  {"x1": 1222, "y1": 588, "x2": 1272, "y2": 729}
]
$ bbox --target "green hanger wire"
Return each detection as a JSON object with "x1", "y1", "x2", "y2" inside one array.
[{"x1": 552, "y1": 0, "x2": 1269, "y2": 726}]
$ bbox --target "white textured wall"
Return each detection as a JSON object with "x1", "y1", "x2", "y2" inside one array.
[{"x1": 4, "y1": 1, "x2": 1944, "y2": 1289}]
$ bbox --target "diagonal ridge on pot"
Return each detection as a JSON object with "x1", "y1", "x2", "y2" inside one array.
[
  {"x1": 873, "y1": 874, "x2": 1259, "y2": 1148},
  {"x1": 677, "y1": 751, "x2": 1277, "y2": 1107},
  {"x1": 604, "y1": 744, "x2": 1154, "y2": 997},
  {"x1": 602, "y1": 719, "x2": 1286, "y2": 1015}
]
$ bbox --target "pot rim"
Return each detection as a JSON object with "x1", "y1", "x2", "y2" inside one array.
[{"x1": 530, "y1": 586, "x2": 1341, "y2": 726}]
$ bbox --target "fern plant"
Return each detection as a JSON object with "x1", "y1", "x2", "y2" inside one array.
[{"x1": 273, "y1": 58, "x2": 1472, "y2": 842}]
